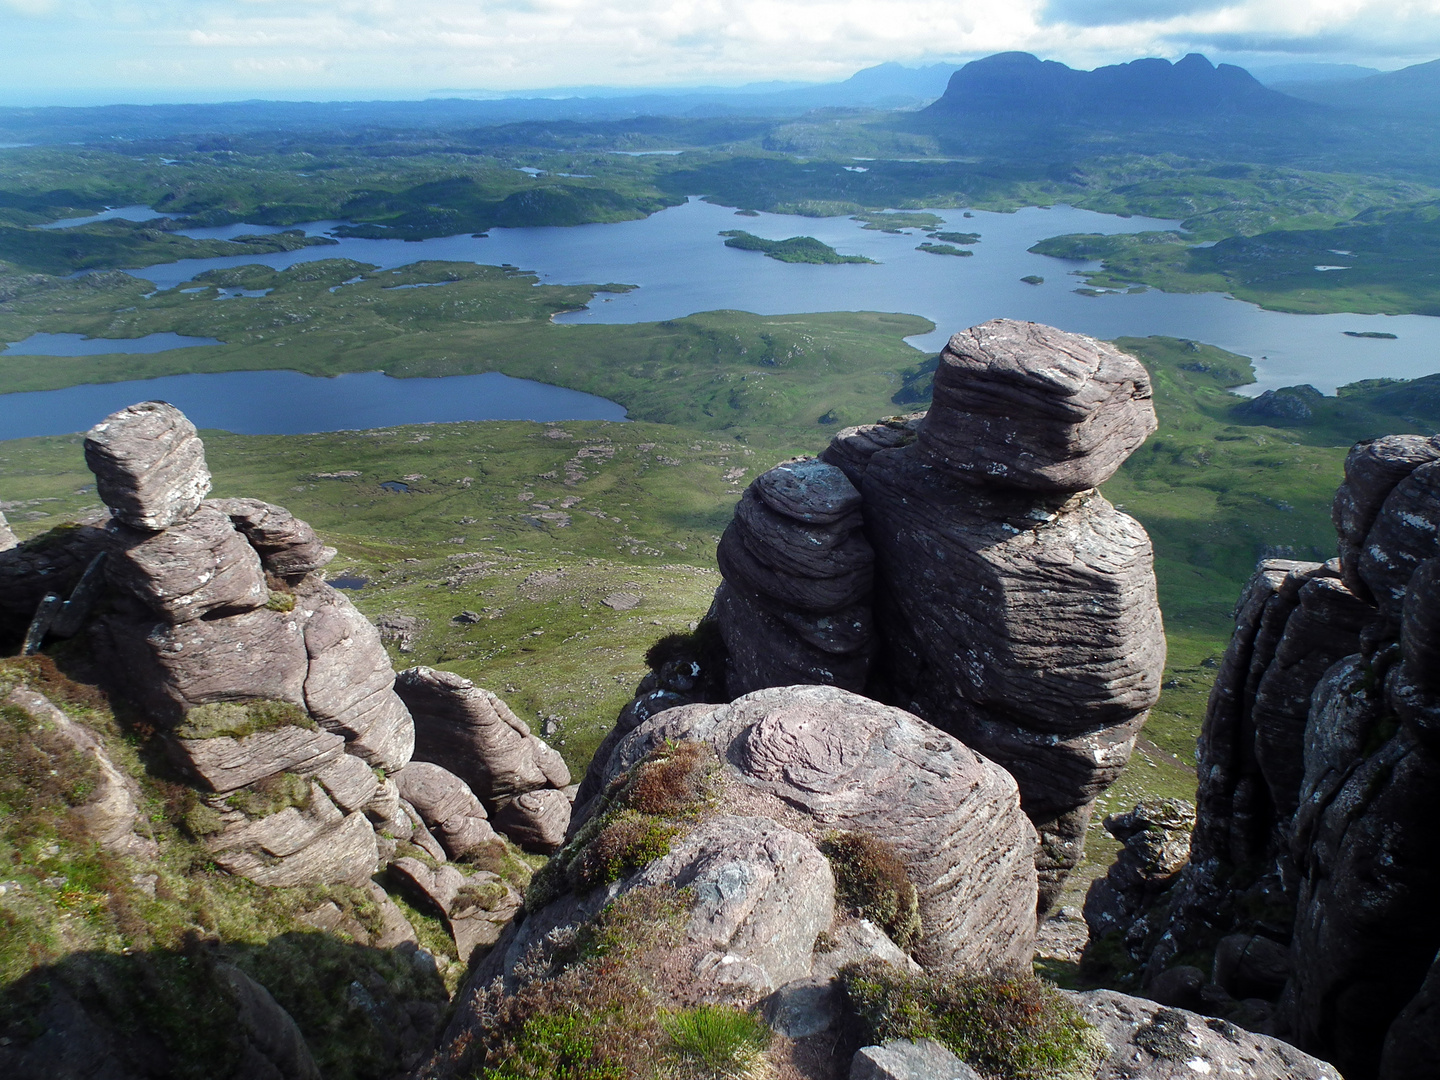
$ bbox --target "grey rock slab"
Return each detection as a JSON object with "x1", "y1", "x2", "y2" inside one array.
[
  {"x1": 1074, "y1": 989, "x2": 1341, "y2": 1080},
  {"x1": 1332, "y1": 434, "x2": 1440, "y2": 601},
  {"x1": 394, "y1": 665, "x2": 569, "y2": 805},
  {"x1": 389, "y1": 855, "x2": 467, "y2": 915},
  {"x1": 211, "y1": 801, "x2": 378, "y2": 888},
  {"x1": 809, "y1": 917, "x2": 922, "y2": 981},
  {"x1": 713, "y1": 581, "x2": 873, "y2": 699},
  {"x1": 393, "y1": 761, "x2": 497, "y2": 858},
  {"x1": 1358, "y1": 459, "x2": 1440, "y2": 623},
  {"x1": 820, "y1": 413, "x2": 923, "y2": 488},
  {"x1": 490, "y1": 788, "x2": 570, "y2": 852},
  {"x1": 298, "y1": 579, "x2": 413, "y2": 771},
  {"x1": 366, "y1": 881, "x2": 419, "y2": 949},
  {"x1": 210, "y1": 497, "x2": 336, "y2": 577},
  {"x1": 448, "y1": 874, "x2": 522, "y2": 964},
  {"x1": 84, "y1": 400, "x2": 212, "y2": 530},
  {"x1": 105, "y1": 503, "x2": 267, "y2": 623},
  {"x1": 592, "y1": 685, "x2": 1039, "y2": 973},
  {"x1": 170, "y1": 725, "x2": 344, "y2": 794},
  {"x1": 314, "y1": 751, "x2": 382, "y2": 813},
  {"x1": 762, "y1": 976, "x2": 844, "y2": 1038},
  {"x1": 633, "y1": 814, "x2": 835, "y2": 996},
  {"x1": 916, "y1": 319, "x2": 1157, "y2": 493},
  {"x1": 752, "y1": 456, "x2": 864, "y2": 524},
  {"x1": 850, "y1": 1038, "x2": 980, "y2": 1080}
]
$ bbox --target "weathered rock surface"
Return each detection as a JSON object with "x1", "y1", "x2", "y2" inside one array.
[
  {"x1": 0, "y1": 518, "x2": 109, "y2": 643},
  {"x1": 298, "y1": 580, "x2": 414, "y2": 771},
  {"x1": 1073, "y1": 990, "x2": 1342, "y2": 1080},
  {"x1": 393, "y1": 762, "x2": 497, "y2": 859},
  {"x1": 1356, "y1": 460, "x2": 1440, "y2": 624},
  {"x1": 313, "y1": 751, "x2": 382, "y2": 813},
  {"x1": 0, "y1": 509, "x2": 16, "y2": 552},
  {"x1": 388, "y1": 856, "x2": 522, "y2": 962},
  {"x1": 915, "y1": 319, "x2": 1157, "y2": 493},
  {"x1": 584, "y1": 685, "x2": 1039, "y2": 972},
  {"x1": 216, "y1": 963, "x2": 322, "y2": 1080},
  {"x1": 394, "y1": 666, "x2": 569, "y2": 848},
  {"x1": 850, "y1": 1038, "x2": 981, "y2": 1080},
  {"x1": 207, "y1": 788, "x2": 379, "y2": 888},
  {"x1": 1331, "y1": 434, "x2": 1440, "y2": 602},
  {"x1": 211, "y1": 497, "x2": 336, "y2": 578},
  {"x1": 169, "y1": 725, "x2": 344, "y2": 794},
  {"x1": 83, "y1": 401, "x2": 212, "y2": 530},
  {"x1": 819, "y1": 413, "x2": 923, "y2": 488},
  {"x1": 714, "y1": 459, "x2": 876, "y2": 698},
  {"x1": 1082, "y1": 799, "x2": 1193, "y2": 969},
  {"x1": 105, "y1": 504, "x2": 268, "y2": 623}
]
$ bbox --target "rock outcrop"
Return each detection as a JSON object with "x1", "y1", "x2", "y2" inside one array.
[
  {"x1": 1117, "y1": 430, "x2": 1440, "y2": 1080},
  {"x1": 394, "y1": 666, "x2": 573, "y2": 851},
  {"x1": 625, "y1": 320, "x2": 1165, "y2": 908},
  {"x1": 84, "y1": 400, "x2": 212, "y2": 531}
]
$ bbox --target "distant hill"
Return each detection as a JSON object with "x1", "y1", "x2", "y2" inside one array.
[
  {"x1": 1281, "y1": 57, "x2": 1440, "y2": 115},
  {"x1": 1249, "y1": 63, "x2": 1380, "y2": 88},
  {"x1": 922, "y1": 52, "x2": 1299, "y2": 121}
]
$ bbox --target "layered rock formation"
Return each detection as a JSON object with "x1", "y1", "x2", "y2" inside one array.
[
  {"x1": 631, "y1": 320, "x2": 1165, "y2": 907},
  {"x1": 1116, "y1": 432, "x2": 1440, "y2": 1080}
]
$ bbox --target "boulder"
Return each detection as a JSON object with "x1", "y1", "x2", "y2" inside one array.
[
  {"x1": 83, "y1": 401, "x2": 211, "y2": 530},
  {"x1": 850, "y1": 1038, "x2": 981, "y2": 1080},
  {"x1": 913, "y1": 319, "x2": 1157, "y2": 493},
  {"x1": 215, "y1": 964, "x2": 321, "y2": 1080},
  {"x1": 170, "y1": 725, "x2": 345, "y2": 794},
  {"x1": 761, "y1": 976, "x2": 845, "y2": 1039},
  {"x1": 490, "y1": 788, "x2": 570, "y2": 852},
  {"x1": 105, "y1": 503, "x2": 268, "y2": 623},
  {"x1": 1073, "y1": 990, "x2": 1342, "y2": 1080},
  {"x1": 211, "y1": 497, "x2": 336, "y2": 578},
  {"x1": 393, "y1": 762, "x2": 497, "y2": 859},
  {"x1": 1082, "y1": 799, "x2": 1194, "y2": 956},
  {"x1": 585, "y1": 685, "x2": 1038, "y2": 972},
  {"x1": 313, "y1": 750, "x2": 382, "y2": 813},
  {"x1": 1212, "y1": 933, "x2": 1291, "y2": 1000},
  {"x1": 298, "y1": 580, "x2": 414, "y2": 771},
  {"x1": 1332, "y1": 434, "x2": 1440, "y2": 601}
]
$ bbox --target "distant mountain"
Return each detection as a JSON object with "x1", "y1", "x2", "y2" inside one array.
[
  {"x1": 1249, "y1": 63, "x2": 1380, "y2": 88},
  {"x1": 1281, "y1": 57, "x2": 1440, "y2": 115},
  {"x1": 922, "y1": 52, "x2": 1299, "y2": 122}
]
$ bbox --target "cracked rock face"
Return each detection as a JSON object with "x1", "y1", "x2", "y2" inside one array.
[{"x1": 84, "y1": 401, "x2": 212, "y2": 530}]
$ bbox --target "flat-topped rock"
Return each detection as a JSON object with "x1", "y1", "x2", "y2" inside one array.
[
  {"x1": 84, "y1": 401, "x2": 212, "y2": 530},
  {"x1": 170, "y1": 725, "x2": 345, "y2": 794},
  {"x1": 752, "y1": 456, "x2": 865, "y2": 523},
  {"x1": 917, "y1": 319, "x2": 1157, "y2": 493}
]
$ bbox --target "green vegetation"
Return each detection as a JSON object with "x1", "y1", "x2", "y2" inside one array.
[
  {"x1": 853, "y1": 211, "x2": 945, "y2": 231},
  {"x1": 839, "y1": 960, "x2": 1101, "y2": 1080},
  {"x1": 930, "y1": 231, "x2": 980, "y2": 243},
  {"x1": 0, "y1": 222, "x2": 335, "y2": 276},
  {"x1": 175, "y1": 698, "x2": 315, "y2": 740},
  {"x1": 1020, "y1": 274, "x2": 1044, "y2": 284},
  {"x1": 915, "y1": 242, "x2": 972, "y2": 256},
  {"x1": 718, "y1": 229, "x2": 874, "y2": 264},
  {"x1": 820, "y1": 830, "x2": 921, "y2": 953},
  {"x1": 660, "y1": 1005, "x2": 772, "y2": 1079}
]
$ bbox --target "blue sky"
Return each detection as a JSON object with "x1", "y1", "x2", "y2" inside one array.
[{"x1": 2, "y1": 0, "x2": 1438, "y2": 104}]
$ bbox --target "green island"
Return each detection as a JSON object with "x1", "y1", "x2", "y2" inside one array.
[
  {"x1": 915, "y1": 241, "x2": 973, "y2": 256},
  {"x1": 929, "y1": 231, "x2": 980, "y2": 243},
  {"x1": 718, "y1": 229, "x2": 875, "y2": 263}
]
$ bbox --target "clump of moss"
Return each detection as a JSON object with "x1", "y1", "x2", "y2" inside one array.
[
  {"x1": 176, "y1": 699, "x2": 315, "y2": 740},
  {"x1": 821, "y1": 831, "x2": 921, "y2": 953},
  {"x1": 527, "y1": 740, "x2": 719, "y2": 911},
  {"x1": 225, "y1": 772, "x2": 312, "y2": 818},
  {"x1": 839, "y1": 960, "x2": 1100, "y2": 1080},
  {"x1": 265, "y1": 590, "x2": 297, "y2": 613}
]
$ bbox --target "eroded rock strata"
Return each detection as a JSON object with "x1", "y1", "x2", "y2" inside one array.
[
  {"x1": 644, "y1": 320, "x2": 1166, "y2": 908},
  {"x1": 1103, "y1": 430, "x2": 1440, "y2": 1080}
]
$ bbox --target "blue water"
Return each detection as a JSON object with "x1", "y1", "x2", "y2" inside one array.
[
  {"x1": 0, "y1": 369, "x2": 627, "y2": 438},
  {"x1": 116, "y1": 197, "x2": 1440, "y2": 395},
  {"x1": 2, "y1": 332, "x2": 222, "y2": 355},
  {"x1": 40, "y1": 205, "x2": 179, "y2": 229}
]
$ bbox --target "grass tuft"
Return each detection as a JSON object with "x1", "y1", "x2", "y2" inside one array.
[
  {"x1": 661, "y1": 1004, "x2": 772, "y2": 1079},
  {"x1": 175, "y1": 699, "x2": 316, "y2": 740},
  {"x1": 820, "y1": 831, "x2": 921, "y2": 953}
]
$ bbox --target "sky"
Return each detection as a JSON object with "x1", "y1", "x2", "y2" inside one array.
[{"x1": 3, "y1": 0, "x2": 1440, "y2": 105}]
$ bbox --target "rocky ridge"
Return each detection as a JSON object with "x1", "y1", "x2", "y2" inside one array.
[{"x1": 1093, "y1": 432, "x2": 1440, "y2": 1080}]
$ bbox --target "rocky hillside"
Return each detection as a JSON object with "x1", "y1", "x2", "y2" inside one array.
[{"x1": 0, "y1": 322, "x2": 1366, "y2": 1080}]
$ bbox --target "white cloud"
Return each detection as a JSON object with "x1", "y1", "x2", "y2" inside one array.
[{"x1": 1, "y1": 0, "x2": 1439, "y2": 98}]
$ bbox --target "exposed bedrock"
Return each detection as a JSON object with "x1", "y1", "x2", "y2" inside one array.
[
  {"x1": 1331, "y1": 434, "x2": 1440, "y2": 606},
  {"x1": 393, "y1": 666, "x2": 573, "y2": 851},
  {"x1": 579, "y1": 684, "x2": 1039, "y2": 973},
  {"x1": 685, "y1": 321, "x2": 1166, "y2": 908},
  {"x1": 713, "y1": 458, "x2": 877, "y2": 698}
]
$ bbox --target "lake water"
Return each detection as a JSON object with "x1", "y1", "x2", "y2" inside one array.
[
  {"x1": 3, "y1": 332, "x2": 221, "y2": 355},
  {"x1": 0, "y1": 369, "x2": 627, "y2": 439},
  {"x1": 111, "y1": 197, "x2": 1439, "y2": 395}
]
